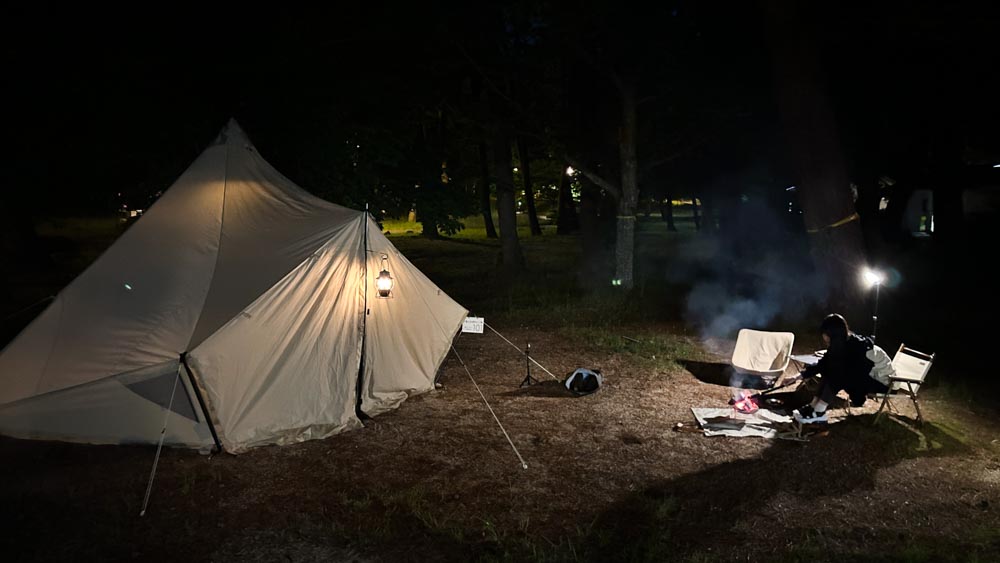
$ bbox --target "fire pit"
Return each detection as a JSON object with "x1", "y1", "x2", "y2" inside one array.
[{"x1": 732, "y1": 390, "x2": 759, "y2": 414}]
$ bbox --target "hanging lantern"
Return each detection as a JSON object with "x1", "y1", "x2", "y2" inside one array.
[
  {"x1": 375, "y1": 253, "x2": 394, "y2": 298},
  {"x1": 376, "y1": 269, "x2": 393, "y2": 297}
]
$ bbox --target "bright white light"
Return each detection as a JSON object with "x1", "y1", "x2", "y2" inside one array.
[
  {"x1": 513, "y1": 167, "x2": 518, "y2": 173},
  {"x1": 124, "y1": 283, "x2": 133, "y2": 291},
  {"x1": 785, "y1": 185, "x2": 797, "y2": 191},
  {"x1": 566, "y1": 166, "x2": 575, "y2": 175},
  {"x1": 994, "y1": 164, "x2": 1000, "y2": 168},
  {"x1": 862, "y1": 268, "x2": 884, "y2": 287},
  {"x1": 376, "y1": 269, "x2": 393, "y2": 297}
]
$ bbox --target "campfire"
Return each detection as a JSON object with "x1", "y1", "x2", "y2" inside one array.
[{"x1": 732, "y1": 390, "x2": 760, "y2": 414}]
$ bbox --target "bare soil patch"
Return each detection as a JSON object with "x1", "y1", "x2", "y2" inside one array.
[{"x1": 2, "y1": 323, "x2": 998, "y2": 562}]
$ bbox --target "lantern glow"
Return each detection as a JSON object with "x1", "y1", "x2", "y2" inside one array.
[{"x1": 376, "y1": 269, "x2": 393, "y2": 298}]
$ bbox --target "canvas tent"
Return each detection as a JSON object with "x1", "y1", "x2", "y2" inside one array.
[{"x1": 0, "y1": 119, "x2": 467, "y2": 453}]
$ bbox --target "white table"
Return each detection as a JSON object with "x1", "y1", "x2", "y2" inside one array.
[{"x1": 790, "y1": 350, "x2": 826, "y2": 367}]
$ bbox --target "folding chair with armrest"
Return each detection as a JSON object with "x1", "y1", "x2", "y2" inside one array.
[
  {"x1": 731, "y1": 329, "x2": 795, "y2": 383},
  {"x1": 873, "y1": 344, "x2": 934, "y2": 425}
]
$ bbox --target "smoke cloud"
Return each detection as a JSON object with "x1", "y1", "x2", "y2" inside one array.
[{"x1": 675, "y1": 193, "x2": 829, "y2": 340}]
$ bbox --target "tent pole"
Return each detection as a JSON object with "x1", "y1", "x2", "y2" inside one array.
[
  {"x1": 180, "y1": 353, "x2": 223, "y2": 453},
  {"x1": 356, "y1": 205, "x2": 369, "y2": 419}
]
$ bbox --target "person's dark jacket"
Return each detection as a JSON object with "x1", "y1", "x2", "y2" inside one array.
[{"x1": 802, "y1": 333, "x2": 875, "y2": 385}]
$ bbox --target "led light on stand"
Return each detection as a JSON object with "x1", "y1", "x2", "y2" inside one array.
[
  {"x1": 861, "y1": 267, "x2": 886, "y2": 342},
  {"x1": 862, "y1": 268, "x2": 885, "y2": 287}
]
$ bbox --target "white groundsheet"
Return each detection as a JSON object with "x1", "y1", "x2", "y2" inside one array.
[{"x1": 691, "y1": 407, "x2": 793, "y2": 438}]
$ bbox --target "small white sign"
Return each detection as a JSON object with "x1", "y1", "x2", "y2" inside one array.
[{"x1": 462, "y1": 316, "x2": 484, "y2": 334}]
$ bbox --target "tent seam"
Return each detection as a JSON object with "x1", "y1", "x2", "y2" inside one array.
[{"x1": 185, "y1": 134, "x2": 232, "y2": 352}]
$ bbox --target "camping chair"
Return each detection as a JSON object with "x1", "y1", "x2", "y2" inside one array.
[
  {"x1": 873, "y1": 344, "x2": 935, "y2": 425},
  {"x1": 731, "y1": 329, "x2": 795, "y2": 383}
]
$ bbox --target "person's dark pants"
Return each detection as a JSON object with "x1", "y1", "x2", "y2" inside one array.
[{"x1": 816, "y1": 375, "x2": 889, "y2": 407}]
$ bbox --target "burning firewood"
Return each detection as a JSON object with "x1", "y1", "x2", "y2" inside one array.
[{"x1": 731, "y1": 390, "x2": 760, "y2": 414}]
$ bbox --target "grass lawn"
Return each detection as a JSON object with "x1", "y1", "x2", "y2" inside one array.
[{"x1": 1, "y1": 214, "x2": 998, "y2": 562}]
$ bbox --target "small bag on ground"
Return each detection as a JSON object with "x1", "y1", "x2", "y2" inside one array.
[{"x1": 563, "y1": 368, "x2": 603, "y2": 395}]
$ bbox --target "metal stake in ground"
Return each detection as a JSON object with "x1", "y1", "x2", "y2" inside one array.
[{"x1": 519, "y1": 342, "x2": 540, "y2": 387}]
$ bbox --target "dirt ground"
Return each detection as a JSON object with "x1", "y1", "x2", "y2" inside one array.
[{"x1": 2, "y1": 322, "x2": 998, "y2": 562}]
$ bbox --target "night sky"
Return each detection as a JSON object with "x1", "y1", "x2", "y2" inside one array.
[{"x1": 4, "y1": 2, "x2": 998, "y2": 215}]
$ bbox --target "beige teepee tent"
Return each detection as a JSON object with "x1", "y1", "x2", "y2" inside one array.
[{"x1": 0, "y1": 120, "x2": 467, "y2": 453}]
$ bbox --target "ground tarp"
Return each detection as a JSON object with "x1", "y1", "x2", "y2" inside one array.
[{"x1": 691, "y1": 407, "x2": 792, "y2": 438}]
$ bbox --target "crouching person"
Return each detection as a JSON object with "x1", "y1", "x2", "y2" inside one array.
[{"x1": 794, "y1": 313, "x2": 895, "y2": 423}]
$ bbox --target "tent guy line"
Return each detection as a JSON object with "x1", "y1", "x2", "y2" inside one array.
[
  {"x1": 399, "y1": 262, "x2": 530, "y2": 470},
  {"x1": 484, "y1": 322, "x2": 560, "y2": 381},
  {"x1": 140, "y1": 369, "x2": 181, "y2": 516},
  {"x1": 448, "y1": 343, "x2": 528, "y2": 470}
]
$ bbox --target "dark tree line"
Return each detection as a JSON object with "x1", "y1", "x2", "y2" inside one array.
[{"x1": 4, "y1": 1, "x2": 998, "y2": 309}]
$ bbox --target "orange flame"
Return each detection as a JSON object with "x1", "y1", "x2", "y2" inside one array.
[{"x1": 733, "y1": 390, "x2": 759, "y2": 414}]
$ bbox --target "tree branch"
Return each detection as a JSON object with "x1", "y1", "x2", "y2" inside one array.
[
  {"x1": 640, "y1": 135, "x2": 711, "y2": 175},
  {"x1": 564, "y1": 155, "x2": 622, "y2": 200},
  {"x1": 453, "y1": 42, "x2": 522, "y2": 111},
  {"x1": 571, "y1": 43, "x2": 625, "y2": 95}
]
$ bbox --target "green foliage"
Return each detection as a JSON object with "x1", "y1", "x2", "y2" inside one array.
[{"x1": 413, "y1": 180, "x2": 476, "y2": 237}]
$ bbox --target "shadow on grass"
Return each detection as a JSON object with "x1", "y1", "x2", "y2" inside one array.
[
  {"x1": 574, "y1": 415, "x2": 975, "y2": 562},
  {"x1": 497, "y1": 380, "x2": 580, "y2": 398},
  {"x1": 679, "y1": 359, "x2": 772, "y2": 390}
]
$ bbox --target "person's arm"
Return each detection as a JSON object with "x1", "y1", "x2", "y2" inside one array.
[{"x1": 801, "y1": 354, "x2": 826, "y2": 379}]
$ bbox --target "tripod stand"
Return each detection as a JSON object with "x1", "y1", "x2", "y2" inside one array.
[{"x1": 519, "y1": 342, "x2": 540, "y2": 387}]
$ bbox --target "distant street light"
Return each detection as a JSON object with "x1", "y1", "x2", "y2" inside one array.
[
  {"x1": 566, "y1": 166, "x2": 575, "y2": 176},
  {"x1": 862, "y1": 268, "x2": 885, "y2": 342}
]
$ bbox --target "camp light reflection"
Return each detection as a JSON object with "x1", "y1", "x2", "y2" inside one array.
[{"x1": 376, "y1": 254, "x2": 393, "y2": 298}]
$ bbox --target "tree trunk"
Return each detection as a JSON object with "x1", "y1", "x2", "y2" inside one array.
[
  {"x1": 478, "y1": 141, "x2": 498, "y2": 238},
  {"x1": 700, "y1": 194, "x2": 715, "y2": 232},
  {"x1": 422, "y1": 217, "x2": 441, "y2": 239},
  {"x1": 855, "y1": 178, "x2": 884, "y2": 257},
  {"x1": 576, "y1": 176, "x2": 607, "y2": 286},
  {"x1": 615, "y1": 84, "x2": 639, "y2": 290},
  {"x1": 517, "y1": 137, "x2": 543, "y2": 236},
  {"x1": 556, "y1": 166, "x2": 579, "y2": 234},
  {"x1": 882, "y1": 182, "x2": 915, "y2": 243},
  {"x1": 928, "y1": 136, "x2": 964, "y2": 243},
  {"x1": 765, "y1": 0, "x2": 867, "y2": 313},
  {"x1": 492, "y1": 127, "x2": 524, "y2": 270},
  {"x1": 692, "y1": 197, "x2": 701, "y2": 231},
  {"x1": 660, "y1": 195, "x2": 677, "y2": 231}
]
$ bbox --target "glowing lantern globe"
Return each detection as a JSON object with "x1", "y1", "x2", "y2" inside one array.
[{"x1": 376, "y1": 269, "x2": 393, "y2": 298}]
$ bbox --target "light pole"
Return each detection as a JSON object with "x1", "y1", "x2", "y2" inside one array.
[{"x1": 862, "y1": 268, "x2": 885, "y2": 342}]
